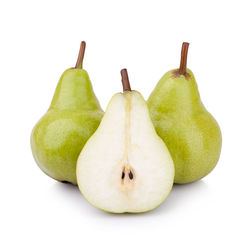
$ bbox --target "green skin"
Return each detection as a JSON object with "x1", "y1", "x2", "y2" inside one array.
[
  {"x1": 31, "y1": 69, "x2": 103, "y2": 184},
  {"x1": 147, "y1": 69, "x2": 222, "y2": 184}
]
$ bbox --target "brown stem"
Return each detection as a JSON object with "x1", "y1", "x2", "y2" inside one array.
[
  {"x1": 179, "y1": 42, "x2": 189, "y2": 75},
  {"x1": 121, "y1": 69, "x2": 131, "y2": 91},
  {"x1": 75, "y1": 41, "x2": 86, "y2": 69}
]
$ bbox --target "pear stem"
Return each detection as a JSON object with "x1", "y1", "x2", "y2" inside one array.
[
  {"x1": 75, "y1": 41, "x2": 86, "y2": 69},
  {"x1": 179, "y1": 42, "x2": 189, "y2": 75},
  {"x1": 121, "y1": 69, "x2": 131, "y2": 92}
]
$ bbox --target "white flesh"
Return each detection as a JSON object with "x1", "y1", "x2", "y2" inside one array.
[{"x1": 77, "y1": 91, "x2": 174, "y2": 213}]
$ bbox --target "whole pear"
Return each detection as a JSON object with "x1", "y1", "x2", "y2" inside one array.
[
  {"x1": 31, "y1": 42, "x2": 103, "y2": 184},
  {"x1": 147, "y1": 43, "x2": 222, "y2": 184}
]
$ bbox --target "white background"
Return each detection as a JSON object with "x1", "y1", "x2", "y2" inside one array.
[{"x1": 0, "y1": 0, "x2": 249, "y2": 249}]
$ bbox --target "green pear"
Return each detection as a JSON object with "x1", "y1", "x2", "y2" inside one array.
[
  {"x1": 148, "y1": 43, "x2": 222, "y2": 184},
  {"x1": 77, "y1": 69, "x2": 174, "y2": 213},
  {"x1": 31, "y1": 41, "x2": 103, "y2": 185}
]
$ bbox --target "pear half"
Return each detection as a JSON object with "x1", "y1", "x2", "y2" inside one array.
[{"x1": 77, "y1": 69, "x2": 174, "y2": 213}]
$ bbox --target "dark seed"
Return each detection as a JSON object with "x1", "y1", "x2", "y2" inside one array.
[
  {"x1": 121, "y1": 172, "x2": 125, "y2": 179},
  {"x1": 129, "y1": 171, "x2": 133, "y2": 180}
]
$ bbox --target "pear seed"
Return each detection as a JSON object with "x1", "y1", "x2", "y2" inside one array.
[
  {"x1": 129, "y1": 171, "x2": 133, "y2": 180},
  {"x1": 121, "y1": 172, "x2": 125, "y2": 179}
]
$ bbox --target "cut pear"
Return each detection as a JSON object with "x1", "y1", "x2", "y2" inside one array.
[{"x1": 77, "y1": 69, "x2": 174, "y2": 213}]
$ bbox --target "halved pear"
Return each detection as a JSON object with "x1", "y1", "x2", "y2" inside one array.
[{"x1": 77, "y1": 69, "x2": 174, "y2": 213}]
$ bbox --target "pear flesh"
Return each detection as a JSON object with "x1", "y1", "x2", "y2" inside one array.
[{"x1": 77, "y1": 91, "x2": 174, "y2": 213}]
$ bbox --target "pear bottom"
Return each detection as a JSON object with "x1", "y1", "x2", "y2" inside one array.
[
  {"x1": 31, "y1": 110, "x2": 103, "y2": 184},
  {"x1": 150, "y1": 111, "x2": 222, "y2": 184}
]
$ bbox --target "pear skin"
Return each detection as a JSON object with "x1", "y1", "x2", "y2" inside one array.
[
  {"x1": 31, "y1": 42, "x2": 103, "y2": 184},
  {"x1": 148, "y1": 43, "x2": 222, "y2": 184}
]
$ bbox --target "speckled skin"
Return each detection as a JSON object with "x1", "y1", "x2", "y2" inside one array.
[
  {"x1": 31, "y1": 68, "x2": 103, "y2": 184},
  {"x1": 147, "y1": 69, "x2": 222, "y2": 184}
]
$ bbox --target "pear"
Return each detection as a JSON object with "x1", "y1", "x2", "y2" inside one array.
[
  {"x1": 148, "y1": 42, "x2": 222, "y2": 184},
  {"x1": 31, "y1": 41, "x2": 103, "y2": 185},
  {"x1": 77, "y1": 69, "x2": 174, "y2": 213}
]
